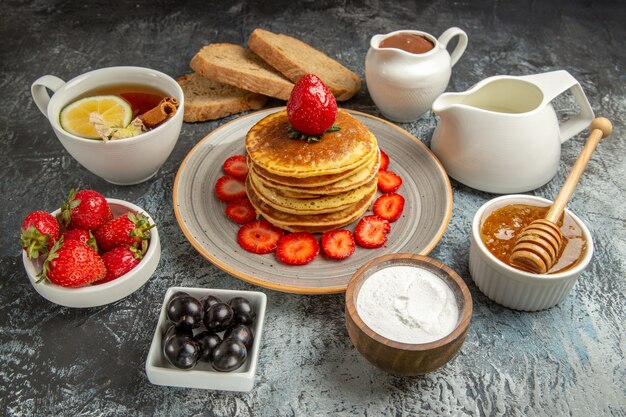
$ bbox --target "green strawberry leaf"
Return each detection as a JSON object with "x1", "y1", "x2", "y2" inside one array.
[
  {"x1": 37, "y1": 237, "x2": 63, "y2": 283},
  {"x1": 128, "y1": 212, "x2": 155, "y2": 241},
  {"x1": 286, "y1": 124, "x2": 341, "y2": 143},
  {"x1": 20, "y1": 225, "x2": 51, "y2": 260},
  {"x1": 60, "y1": 188, "x2": 81, "y2": 227}
]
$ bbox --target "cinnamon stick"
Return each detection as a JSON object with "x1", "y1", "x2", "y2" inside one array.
[
  {"x1": 162, "y1": 97, "x2": 179, "y2": 107},
  {"x1": 138, "y1": 97, "x2": 179, "y2": 128}
]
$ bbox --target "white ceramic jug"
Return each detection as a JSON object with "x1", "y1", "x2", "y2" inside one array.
[
  {"x1": 430, "y1": 70, "x2": 595, "y2": 194},
  {"x1": 365, "y1": 27, "x2": 468, "y2": 122}
]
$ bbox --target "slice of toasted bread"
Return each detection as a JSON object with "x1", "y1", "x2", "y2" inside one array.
[
  {"x1": 190, "y1": 43, "x2": 294, "y2": 101},
  {"x1": 177, "y1": 73, "x2": 268, "y2": 122},
  {"x1": 248, "y1": 28, "x2": 361, "y2": 101}
]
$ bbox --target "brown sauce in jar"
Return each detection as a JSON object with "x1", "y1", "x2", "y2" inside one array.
[
  {"x1": 379, "y1": 33, "x2": 434, "y2": 54},
  {"x1": 480, "y1": 204, "x2": 586, "y2": 274}
]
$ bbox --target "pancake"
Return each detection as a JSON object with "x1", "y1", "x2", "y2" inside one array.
[
  {"x1": 248, "y1": 172, "x2": 378, "y2": 215},
  {"x1": 246, "y1": 110, "x2": 378, "y2": 178},
  {"x1": 250, "y1": 149, "x2": 379, "y2": 188},
  {"x1": 247, "y1": 178, "x2": 376, "y2": 233},
  {"x1": 252, "y1": 151, "x2": 380, "y2": 196},
  {"x1": 274, "y1": 189, "x2": 323, "y2": 199}
]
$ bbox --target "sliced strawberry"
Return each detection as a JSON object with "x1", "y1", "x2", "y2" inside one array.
[
  {"x1": 237, "y1": 220, "x2": 284, "y2": 254},
  {"x1": 321, "y1": 229, "x2": 355, "y2": 260},
  {"x1": 276, "y1": 232, "x2": 319, "y2": 265},
  {"x1": 378, "y1": 170, "x2": 402, "y2": 193},
  {"x1": 379, "y1": 149, "x2": 390, "y2": 171},
  {"x1": 354, "y1": 215, "x2": 390, "y2": 249},
  {"x1": 215, "y1": 175, "x2": 246, "y2": 202},
  {"x1": 225, "y1": 198, "x2": 257, "y2": 224},
  {"x1": 373, "y1": 193, "x2": 405, "y2": 222},
  {"x1": 223, "y1": 155, "x2": 249, "y2": 180}
]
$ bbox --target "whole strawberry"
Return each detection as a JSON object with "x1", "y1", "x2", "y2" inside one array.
[
  {"x1": 94, "y1": 212, "x2": 154, "y2": 252},
  {"x1": 39, "y1": 238, "x2": 107, "y2": 287},
  {"x1": 20, "y1": 211, "x2": 60, "y2": 259},
  {"x1": 60, "y1": 188, "x2": 113, "y2": 231},
  {"x1": 99, "y1": 245, "x2": 144, "y2": 283},
  {"x1": 61, "y1": 229, "x2": 98, "y2": 252},
  {"x1": 287, "y1": 74, "x2": 338, "y2": 136}
]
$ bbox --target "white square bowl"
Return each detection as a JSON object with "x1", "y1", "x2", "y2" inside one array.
[{"x1": 145, "y1": 286, "x2": 267, "y2": 391}]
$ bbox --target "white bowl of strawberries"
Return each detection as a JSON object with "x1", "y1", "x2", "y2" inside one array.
[{"x1": 21, "y1": 188, "x2": 161, "y2": 308}]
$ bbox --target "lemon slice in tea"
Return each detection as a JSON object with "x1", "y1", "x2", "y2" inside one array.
[{"x1": 60, "y1": 95, "x2": 132, "y2": 139}]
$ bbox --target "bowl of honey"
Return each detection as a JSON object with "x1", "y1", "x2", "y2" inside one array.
[
  {"x1": 31, "y1": 66, "x2": 184, "y2": 185},
  {"x1": 469, "y1": 195, "x2": 593, "y2": 311}
]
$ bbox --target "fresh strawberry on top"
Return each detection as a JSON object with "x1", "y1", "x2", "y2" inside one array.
[
  {"x1": 321, "y1": 229, "x2": 355, "y2": 260},
  {"x1": 99, "y1": 245, "x2": 144, "y2": 283},
  {"x1": 225, "y1": 198, "x2": 257, "y2": 224},
  {"x1": 378, "y1": 170, "x2": 403, "y2": 193},
  {"x1": 223, "y1": 155, "x2": 249, "y2": 180},
  {"x1": 94, "y1": 212, "x2": 154, "y2": 252},
  {"x1": 379, "y1": 149, "x2": 390, "y2": 171},
  {"x1": 61, "y1": 229, "x2": 98, "y2": 252},
  {"x1": 20, "y1": 211, "x2": 60, "y2": 259},
  {"x1": 276, "y1": 232, "x2": 320, "y2": 265},
  {"x1": 215, "y1": 175, "x2": 247, "y2": 202},
  {"x1": 373, "y1": 193, "x2": 405, "y2": 222},
  {"x1": 39, "y1": 237, "x2": 107, "y2": 287},
  {"x1": 354, "y1": 215, "x2": 391, "y2": 249},
  {"x1": 287, "y1": 74, "x2": 338, "y2": 137},
  {"x1": 61, "y1": 188, "x2": 113, "y2": 230},
  {"x1": 237, "y1": 220, "x2": 284, "y2": 254}
]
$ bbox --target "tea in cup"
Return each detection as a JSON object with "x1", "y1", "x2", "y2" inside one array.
[{"x1": 31, "y1": 66, "x2": 184, "y2": 185}]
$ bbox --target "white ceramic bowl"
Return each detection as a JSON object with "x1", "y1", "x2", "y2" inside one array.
[
  {"x1": 145, "y1": 287, "x2": 267, "y2": 392},
  {"x1": 23, "y1": 198, "x2": 161, "y2": 308},
  {"x1": 31, "y1": 66, "x2": 184, "y2": 185},
  {"x1": 469, "y1": 195, "x2": 593, "y2": 311}
]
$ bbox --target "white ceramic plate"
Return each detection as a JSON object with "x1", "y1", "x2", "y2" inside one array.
[
  {"x1": 173, "y1": 108, "x2": 452, "y2": 294},
  {"x1": 145, "y1": 286, "x2": 267, "y2": 391}
]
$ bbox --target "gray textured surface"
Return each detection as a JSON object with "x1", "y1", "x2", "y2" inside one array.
[{"x1": 1, "y1": 1, "x2": 624, "y2": 416}]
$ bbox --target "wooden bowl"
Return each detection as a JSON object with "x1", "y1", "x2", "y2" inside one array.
[{"x1": 345, "y1": 253, "x2": 472, "y2": 375}]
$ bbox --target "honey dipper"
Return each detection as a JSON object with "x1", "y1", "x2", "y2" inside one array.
[{"x1": 509, "y1": 117, "x2": 612, "y2": 274}]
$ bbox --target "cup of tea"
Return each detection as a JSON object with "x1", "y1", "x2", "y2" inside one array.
[{"x1": 31, "y1": 66, "x2": 184, "y2": 185}]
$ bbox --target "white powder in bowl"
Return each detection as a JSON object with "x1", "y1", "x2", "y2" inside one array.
[{"x1": 356, "y1": 265, "x2": 459, "y2": 344}]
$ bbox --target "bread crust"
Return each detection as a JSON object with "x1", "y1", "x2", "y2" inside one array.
[
  {"x1": 190, "y1": 43, "x2": 294, "y2": 100},
  {"x1": 248, "y1": 29, "x2": 361, "y2": 101},
  {"x1": 177, "y1": 73, "x2": 268, "y2": 122}
]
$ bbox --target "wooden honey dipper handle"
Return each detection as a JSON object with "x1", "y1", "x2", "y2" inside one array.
[
  {"x1": 545, "y1": 117, "x2": 613, "y2": 224},
  {"x1": 510, "y1": 117, "x2": 612, "y2": 274}
]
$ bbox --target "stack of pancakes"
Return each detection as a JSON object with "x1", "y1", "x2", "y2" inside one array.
[{"x1": 245, "y1": 110, "x2": 379, "y2": 233}]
